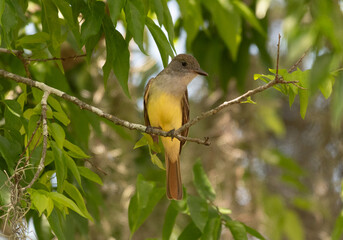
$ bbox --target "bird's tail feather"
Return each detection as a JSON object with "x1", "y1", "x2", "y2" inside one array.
[{"x1": 166, "y1": 154, "x2": 182, "y2": 200}]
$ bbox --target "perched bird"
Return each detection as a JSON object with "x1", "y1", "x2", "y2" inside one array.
[{"x1": 144, "y1": 54, "x2": 208, "y2": 200}]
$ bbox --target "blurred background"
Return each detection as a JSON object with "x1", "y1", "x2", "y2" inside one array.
[
  {"x1": 71, "y1": 0, "x2": 342, "y2": 239},
  {"x1": 1, "y1": 0, "x2": 343, "y2": 239}
]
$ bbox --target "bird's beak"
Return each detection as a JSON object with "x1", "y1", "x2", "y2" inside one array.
[{"x1": 193, "y1": 68, "x2": 208, "y2": 76}]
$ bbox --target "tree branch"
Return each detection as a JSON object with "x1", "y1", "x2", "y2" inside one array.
[
  {"x1": 22, "y1": 91, "x2": 49, "y2": 191},
  {"x1": 0, "y1": 69, "x2": 209, "y2": 145}
]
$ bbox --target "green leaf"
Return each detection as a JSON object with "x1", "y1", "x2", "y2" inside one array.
[
  {"x1": 309, "y1": 53, "x2": 332, "y2": 94},
  {"x1": 102, "y1": 16, "x2": 130, "y2": 97},
  {"x1": 177, "y1": 0, "x2": 203, "y2": 48},
  {"x1": 299, "y1": 88, "x2": 308, "y2": 119},
  {"x1": 51, "y1": 0, "x2": 81, "y2": 46},
  {"x1": 51, "y1": 141, "x2": 66, "y2": 192},
  {"x1": 202, "y1": 0, "x2": 241, "y2": 60},
  {"x1": 49, "y1": 122, "x2": 65, "y2": 149},
  {"x1": 151, "y1": 0, "x2": 174, "y2": 48},
  {"x1": 134, "y1": 134, "x2": 149, "y2": 149},
  {"x1": 162, "y1": 203, "x2": 178, "y2": 240},
  {"x1": 49, "y1": 192, "x2": 86, "y2": 218},
  {"x1": 146, "y1": 17, "x2": 174, "y2": 67},
  {"x1": 332, "y1": 211, "x2": 343, "y2": 240},
  {"x1": 283, "y1": 210, "x2": 304, "y2": 240},
  {"x1": 124, "y1": 0, "x2": 146, "y2": 52},
  {"x1": 5, "y1": 100, "x2": 23, "y2": 131},
  {"x1": 241, "y1": 96, "x2": 256, "y2": 104},
  {"x1": 63, "y1": 151, "x2": 81, "y2": 187},
  {"x1": 29, "y1": 189, "x2": 49, "y2": 216},
  {"x1": 225, "y1": 220, "x2": 248, "y2": 240},
  {"x1": 42, "y1": 0, "x2": 62, "y2": 56},
  {"x1": 331, "y1": 71, "x2": 343, "y2": 128},
  {"x1": 1, "y1": 1, "x2": 18, "y2": 47},
  {"x1": 16, "y1": 32, "x2": 50, "y2": 47},
  {"x1": 63, "y1": 181, "x2": 93, "y2": 221},
  {"x1": 201, "y1": 216, "x2": 222, "y2": 240},
  {"x1": 243, "y1": 224, "x2": 266, "y2": 240},
  {"x1": 48, "y1": 96, "x2": 70, "y2": 126},
  {"x1": 151, "y1": 153, "x2": 165, "y2": 170},
  {"x1": 0, "y1": 135, "x2": 20, "y2": 170},
  {"x1": 187, "y1": 195, "x2": 208, "y2": 232},
  {"x1": 64, "y1": 139, "x2": 90, "y2": 159},
  {"x1": 77, "y1": 166, "x2": 103, "y2": 185},
  {"x1": 47, "y1": 209, "x2": 67, "y2": 240},
  {"x1": 129, "y1": 175, "x2": 165, "y2": 237},
  {"x1": 232, "y1": 1, "x2": 265, "y2": 36},
  {"x1": 80, "y1": 1, "x2": 105, "y2": 44},
  {"x1": 193, "y1": 160, "x2": 216, "y2": 201},
  {"x1": 178, "y1": 221, "x2": 202, "y2": 240},
  {"x1": 108, "y1": 0, "x2": 125, "y2": 25},
  {"x1": 112, "y1": 29, "x2": 130, "y2": 97}
]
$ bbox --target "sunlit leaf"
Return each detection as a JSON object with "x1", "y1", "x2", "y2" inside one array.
[
  {"x1": 49, "y1": 122, "x2": 65, "y2": 149},
  {"x1": 178, "y1": 221, "x2": 202, "y2": 240},
  {"x1": 64, "y1": 181, "x2": 93, "y2": 221}
]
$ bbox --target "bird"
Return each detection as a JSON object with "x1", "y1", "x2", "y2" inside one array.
[{"x1": 144, "y1": 54, "x2": 208, "y2": 200}]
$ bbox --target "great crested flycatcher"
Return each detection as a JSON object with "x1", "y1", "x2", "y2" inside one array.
[{"x1": 144, "y1": 54, "x2": 208, "y2": 200}]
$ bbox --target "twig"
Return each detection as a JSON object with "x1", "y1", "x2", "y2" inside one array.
[
  {"x1": 275, "y1": 34, "x2": 281, "y2": 82},
  {"x1": 288, "y1": 51, "x2": 308, "y2": 73},
  {"x1": 27, "y1": 54, "x2": 87, "y2": 62},
  {"x1": 22, "y1": 92, "x2": 49, "y2": 191},
  {"x1": 19, "y1": 118, "x2": 42, "y2": 160}
]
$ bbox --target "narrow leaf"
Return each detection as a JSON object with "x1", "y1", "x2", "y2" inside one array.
[
  {"x1": 187, "y1": 195, "x2": 209, "y2": 232},
  {"x1": 226, "y1": 220, "x2": 248, "y2": 240},
  {"x1": 193, "y1": 160, "x2": 216, "y2": 201},
  {"x1": 162, "y1": 204, "x2": 178, "y2": 240},
  {"x1": 77, "y1": 166, "x2": 103, "y2": 185},
  {"x1": 108, "y1": 0, "x2": 125, "y2": 25},
  {"x1": 146, "y1": 17, "x2": 174, "y2": 67},
  {"x1": 124, "y1": 0, "x2": 146, "y2": 52}
]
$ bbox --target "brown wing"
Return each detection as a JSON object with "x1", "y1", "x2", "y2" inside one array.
[
  {"x1": 143, "y1": 78, "x2": 159, "y2": 143},
  {"x1": 180, "y1": 89, "x2": 189, "y2": 152},
  {"x1": 143, "y1": 78, "x2": 154, "y2": 127}
]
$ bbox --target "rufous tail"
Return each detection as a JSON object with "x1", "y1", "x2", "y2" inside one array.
[{"x1": 166, "y1": 154, "x2": 182, "y2": 200}]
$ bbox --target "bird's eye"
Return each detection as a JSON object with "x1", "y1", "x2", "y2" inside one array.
[{"x1": 182, "y1": 61, "x2": 187, "y2": 67}]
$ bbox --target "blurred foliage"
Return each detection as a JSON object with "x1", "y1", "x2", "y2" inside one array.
[{"x1": 0, "y1": 0, "x2": 343, "y2": 239}]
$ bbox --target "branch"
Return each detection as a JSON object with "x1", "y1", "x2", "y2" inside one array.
[
  {"x1": 22, "y1": 91, "x2": 49, "y2": 191},
  {"x1": 0, "y1": 69, "x2": 209, "y2": 145},
  {"x1": 27, "y1": 54, "x2": 87, "y2": 62}
]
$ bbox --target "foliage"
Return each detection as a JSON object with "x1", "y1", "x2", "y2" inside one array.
[{"x1": 0, "y1": 0, "x2": 342, "y2": 239}]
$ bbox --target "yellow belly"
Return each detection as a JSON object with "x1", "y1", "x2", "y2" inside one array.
[
  {"x1": 147, "y1": 93, "x2": 182, "y2": 131},
  {"x1": 147, "y1": 92, "x2": 182, "y2": 162}
]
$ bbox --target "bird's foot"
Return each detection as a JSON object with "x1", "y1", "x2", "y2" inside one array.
[{"x1": 166, "y1": 129, "x2": 176, "y2": 140}]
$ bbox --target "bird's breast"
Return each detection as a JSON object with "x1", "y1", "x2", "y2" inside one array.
[{"x1": 147, "y1": 92, "x2": 182, "y2": 131}]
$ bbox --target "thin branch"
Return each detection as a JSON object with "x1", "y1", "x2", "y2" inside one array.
[
  {"x1": 22, "y1": 92, "x2": 49, "y2": 191},
  {"x1": 19, "y1": 118, "x2": 42, "y2": 160},
  {"x1": 288, "y1": 51, "x2": 308, "y2": 73},
  {"x1": 275, "y1": 34, "x2": 281, "y2": 81},
  {"x1": 27, "y1": 54, "x2": 87, "y2": 62}
]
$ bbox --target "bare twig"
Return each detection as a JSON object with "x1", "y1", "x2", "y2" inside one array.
[
  {"x1": 27, "y1": 54, "x2": 87, "y2": 62},
  {"x1": 19, "y1": 118, "x2": 42, "y2": 160},
  {"x1": 275, "y1": 34, "x2": 281, "y2": 81},
  {"x1": 288, "y1": 51, "x2": 308, "y2": 73},
  {"x1": 22, "y1": 92, "x2": 49, "y2": 191}
]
